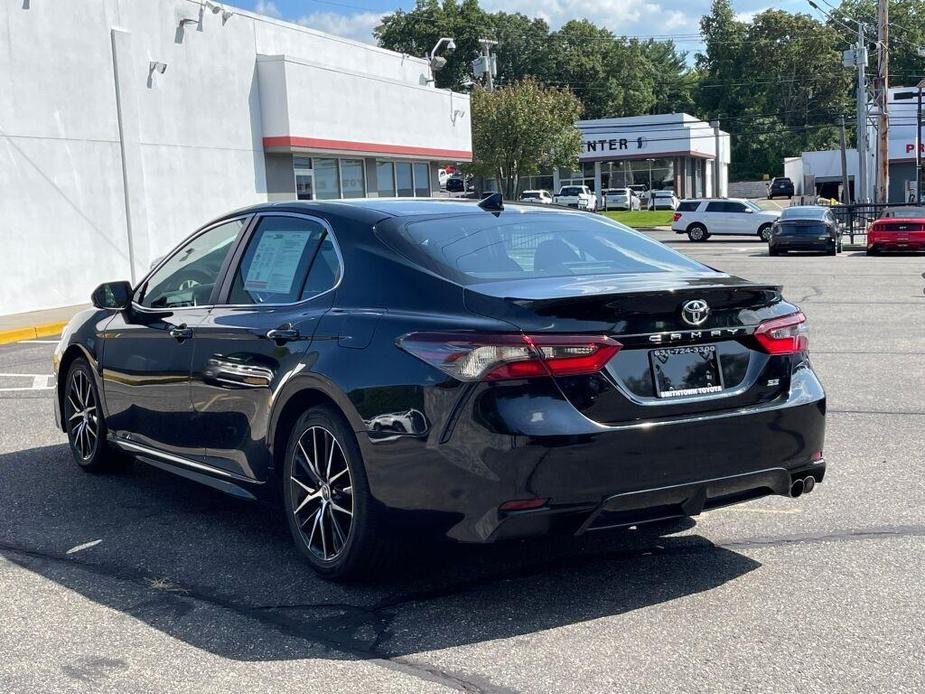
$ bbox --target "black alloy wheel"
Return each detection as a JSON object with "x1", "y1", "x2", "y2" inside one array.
[
  {"x1": 283, "y1": 406, "x2": 391, "y2": 579},
  {"x1": 64, "y1": 359, "x2": 124, "y2": 472}
]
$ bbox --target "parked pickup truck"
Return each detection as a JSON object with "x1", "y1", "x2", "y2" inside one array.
[{"x1": 554, "y1": 185, "x2": 597, "y2": 211}]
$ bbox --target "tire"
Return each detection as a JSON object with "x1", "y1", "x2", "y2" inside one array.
[
  {"x1": 758, "y1": 224, "x2": 773, "y2": 242},
  {"x1": 866, "y1": 247, "x2": 879, "y2": 256},
  {"x1": 827, "y1": 247, "x2": 837, "y2": 256},
  {"x1": 283, "y1": 405, "x2": 391, "y2": 580},
  {"x1": 687, "y1": 224, "x2": 709, "y2": 242},
  {"x1": 769, "y1": 248, "x2": 779, "y2": 256},
  {"x1": 63, "y1": 359, "x2": 126, "y2": 472}
]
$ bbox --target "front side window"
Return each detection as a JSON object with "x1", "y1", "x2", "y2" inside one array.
[
  {"x1": 139, "y1": 219, "x2": 245, "y2": 308},
  {"x1": 706, "y1": 202, "x2": 728, "y2": 213},
  {"x1": 228, "y1": 216, "x2": 331, "y2": 305},
  {"x1": 382, "y1": 211, "x2": 709, "y2": 283}
]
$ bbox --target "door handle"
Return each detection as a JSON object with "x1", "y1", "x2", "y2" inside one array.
[
  {"x1": 266, "y1": 327, "x2": 300, "y2": 343},
  {"x1": 169, "y1": 324, "x2": 193, "y2": 341}
]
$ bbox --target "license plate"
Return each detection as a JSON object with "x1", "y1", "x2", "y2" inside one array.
[{"x1": 650, "y1": 345, "x2": 724, "y2": 398}]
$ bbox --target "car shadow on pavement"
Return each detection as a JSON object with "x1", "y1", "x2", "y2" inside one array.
[{"x1": 0, "y1": 444, "x2": 761, "y2": 661}]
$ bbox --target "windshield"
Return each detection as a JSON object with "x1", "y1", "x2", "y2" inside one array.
[
  {"x1": 744, "y1": 200, "x2": 762, "y2": 212},
  {"x1": 382, "y1": 209, "x2": 710, "y2": 283},
  {"x1": 780, "y1": 207, "x2": 827, "y2": 220}
]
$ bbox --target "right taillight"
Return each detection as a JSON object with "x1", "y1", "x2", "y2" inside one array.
[
  {"x1": 672, "y1": 212, "x2": 682, "y2": 222},
  {"x1": 754, "y1": 312, "x2": 808, "y2": 355}
]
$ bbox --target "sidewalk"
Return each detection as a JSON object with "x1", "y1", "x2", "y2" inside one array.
[{"x1": 0, "y1": 304, "x2": 88, "y2": 345}]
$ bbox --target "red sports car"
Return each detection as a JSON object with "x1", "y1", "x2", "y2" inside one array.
[{"x1": 867, "y1": 211, "x2": 925, "y2": 255}]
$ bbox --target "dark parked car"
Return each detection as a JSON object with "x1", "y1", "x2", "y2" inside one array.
[
  {"x1": 768, "y1": 206, "x2": 842, "y2": 256},
  {"x1": 54, "y1": 198, "x2": 826, "y2": 579},
  {"x1": 768, "y1": 177, "x2": 794, "y2": 199},
  {"x1": 445, "y1": 176, "x2": 470, "y2": 193}
]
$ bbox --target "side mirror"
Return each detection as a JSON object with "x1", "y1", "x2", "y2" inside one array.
[{"x1": 91, "y1": 281, "x2": 133, "y2": 310}]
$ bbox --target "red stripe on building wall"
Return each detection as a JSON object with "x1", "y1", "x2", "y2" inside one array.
[{"x1": 263, "y1": 136, "x2": 472, "y2": 161}]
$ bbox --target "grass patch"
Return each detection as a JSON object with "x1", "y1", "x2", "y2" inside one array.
[{"x1": 603, "y1": 210, "x2": 674, "y2": 228}]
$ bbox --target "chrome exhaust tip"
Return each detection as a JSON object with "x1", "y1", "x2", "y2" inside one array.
[
  {"x1": 803, "y1": 476, "x2": 815, "y2": 494},
  {"x1": 790, "y1": 478, "x2": 805, "y2": 498}
]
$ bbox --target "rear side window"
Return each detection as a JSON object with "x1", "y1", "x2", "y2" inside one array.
[
  {"x1": 677, "y1": 201, "x2": 700, "y2": 211},
  {"x1": 706, "y1": 202, "x2": 729, "y2": 212},
  {"x1": 383, "y1": 211, "x2": 709, "y2": 283},
  {"x1": 227, "y1": 216, "x2": 338, "y2": 305}
]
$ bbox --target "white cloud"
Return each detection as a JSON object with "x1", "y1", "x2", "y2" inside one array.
[
  {"x1": 253, "y1": 0, "x2": 283, "y2": 19},
  {"x1": 478, "y1": 0, "x2": 693, "y2": 35},
  {"x1": 295, "y1": 11, "x2": 383, "y2": 44},
  {"x1": 734, "y1": 7, "x2": 769, "y2": 23}
]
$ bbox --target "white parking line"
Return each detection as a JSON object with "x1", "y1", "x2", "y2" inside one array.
[
  {"x1": 18, "y1": 339, "x2": 60, "y2": 344},
  {"x1": 66, "y1": 539, "x2": 102, "y2": 554},
  {"x1": 0, "y1": 373, "x2": 54, "y2": 392}
]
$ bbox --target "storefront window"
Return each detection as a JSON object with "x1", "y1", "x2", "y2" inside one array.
[
  {"x1": 377, "y1": 162, "x2": 395, "y2": 197},
  {"x1": 413, "y1": 163, "x2": 430, "y2": 197},
  {"x1": 340, "y1": 159, "x2": 365, "y2": 198},
  {"x1": 396, "y1": 162, "x2": 413, "y2": 197},
  {"x1": 313, "y1": 158, "x2": 340, "y2": 199}
]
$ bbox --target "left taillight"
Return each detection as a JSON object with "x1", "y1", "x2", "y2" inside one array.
[
  {"x1": 754, "y1": 312, "x2": 808, "y2": 355},
  {"x1": 396, "y1": 333, "x2": 622, "y2": 382}
]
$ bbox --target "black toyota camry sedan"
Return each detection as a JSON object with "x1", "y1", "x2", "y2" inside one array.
[{"x1": 54, "y1": 197, "x2": 826, "y2": 579}]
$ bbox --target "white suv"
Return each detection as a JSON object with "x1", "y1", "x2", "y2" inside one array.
[{"x1": 671, "y1": 198, "x2": 780, "y2": 242}]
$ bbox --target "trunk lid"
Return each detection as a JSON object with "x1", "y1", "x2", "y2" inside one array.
[
  {"x1": 464, "y1": 272, "x2": 796, "y2": 424},
  {"x1": 464, "y1": 272, "x2": 783, "y2": 335}
]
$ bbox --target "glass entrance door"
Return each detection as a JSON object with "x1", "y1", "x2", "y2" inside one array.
[{"x1": 294, "y1": 157, "x2": 313, "y2": 200}]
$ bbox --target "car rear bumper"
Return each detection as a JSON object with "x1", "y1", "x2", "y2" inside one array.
[
  {"x1": 868, "y1": 240, "x2": 925, "y2": 251},
  {"x1": 362, "y1": 365, "x2": 826, "y2": 543},
  {"x1": 770, "y1": 239, "x2": 834, "y2": 251}
]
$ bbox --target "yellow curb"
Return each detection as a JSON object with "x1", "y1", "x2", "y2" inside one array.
[{"x1": 0, "y1": 320, "x2": 69, "y2": 346}]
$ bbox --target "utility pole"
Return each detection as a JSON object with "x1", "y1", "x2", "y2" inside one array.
[
  {"x1": 875, "y1": 0, "x2": 890, "y2": 202},
  {"x1": 839, "y1": 116, "x2": 851, "y2": 203},
  {"x1": 475, "y1": 39, "x2": 497, "y2": 92},
  {"x1": 855, "y1": 23, "x2": 869, "y2": 203},
  {"x1": 710, "y1": 120, "x2": 721, "y2": 197}
]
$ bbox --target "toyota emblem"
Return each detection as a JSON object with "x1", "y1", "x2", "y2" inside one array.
[{"x1": 681, "y1": 299, "x2": 710, "y2": 326}]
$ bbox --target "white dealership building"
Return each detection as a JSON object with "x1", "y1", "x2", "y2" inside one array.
[
  {"x1": 0, "y1": 1, "x2": 471, "y2": 314},
  {"x1": 512, "y1": 114, "x2": 730, "y2": 204},
  {"x1": 785, "y1": 87, "x2": 923, "y2": 202}
]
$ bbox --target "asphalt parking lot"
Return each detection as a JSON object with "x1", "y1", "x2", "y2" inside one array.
[{"x1": 1, "y1": 234, "x2": 923, "y2": 693}]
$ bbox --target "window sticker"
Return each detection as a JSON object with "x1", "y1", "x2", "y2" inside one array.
[{"x1": 244, "y1": 230, "x2": 312, "y2": 295}]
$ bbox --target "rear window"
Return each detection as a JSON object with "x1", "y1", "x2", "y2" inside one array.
[
  {"x1": 677, "y1": 201, "x2": 700, "y2": 211},
  {"x1": 780, "y1": 207, "x2": 827, "y2": 220},
  {"x1": 559, "y1": 187, "x2": 584, "y2": 196},
  {"x1": 381, "y1": 210, "x2": 709, "y2": 283}
]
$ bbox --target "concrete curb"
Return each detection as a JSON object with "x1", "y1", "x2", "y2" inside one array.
[{"x1": 0, "y1": 321, "x2": 68, "y2": 346}]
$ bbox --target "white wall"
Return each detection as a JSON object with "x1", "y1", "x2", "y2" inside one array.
[{"x1": 0, "y1": 0, "x2": 464, "y2": 315}]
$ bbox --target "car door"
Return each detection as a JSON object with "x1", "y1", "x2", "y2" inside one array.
[
  {"x1": 703, "y1": 201, "x2": 732, "y2": 234},
  {"x1": 724, "y1": 201, "x2": 757, "y2": 235},
  {"x1": 103, "y1": 216, "x2": 250, "y2": 458},
  {"x1": 188, "y1": 213, "x2": 341, "y2": 480}
]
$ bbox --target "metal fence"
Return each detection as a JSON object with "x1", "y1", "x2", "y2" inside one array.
[{"x1": 826, "y1": 203, "x2": 925, "y2": 244}]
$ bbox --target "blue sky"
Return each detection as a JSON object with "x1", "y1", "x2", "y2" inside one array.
[{"x1": 243, "y1": 0, "x2": 810, "y2": 47}]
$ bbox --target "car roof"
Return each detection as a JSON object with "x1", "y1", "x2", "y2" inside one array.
[{"x1": 216, "y1": 197, "x2": 590, "y2": 222}]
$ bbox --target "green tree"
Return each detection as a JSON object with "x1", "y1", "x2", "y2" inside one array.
[{"x1": 468, "y1": 79, "x2": 583, "y2": 198}]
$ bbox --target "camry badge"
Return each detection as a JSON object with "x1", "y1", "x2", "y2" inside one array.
[{"x1": 681, "y1": 299, "x2": 710, "y2": 326}]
